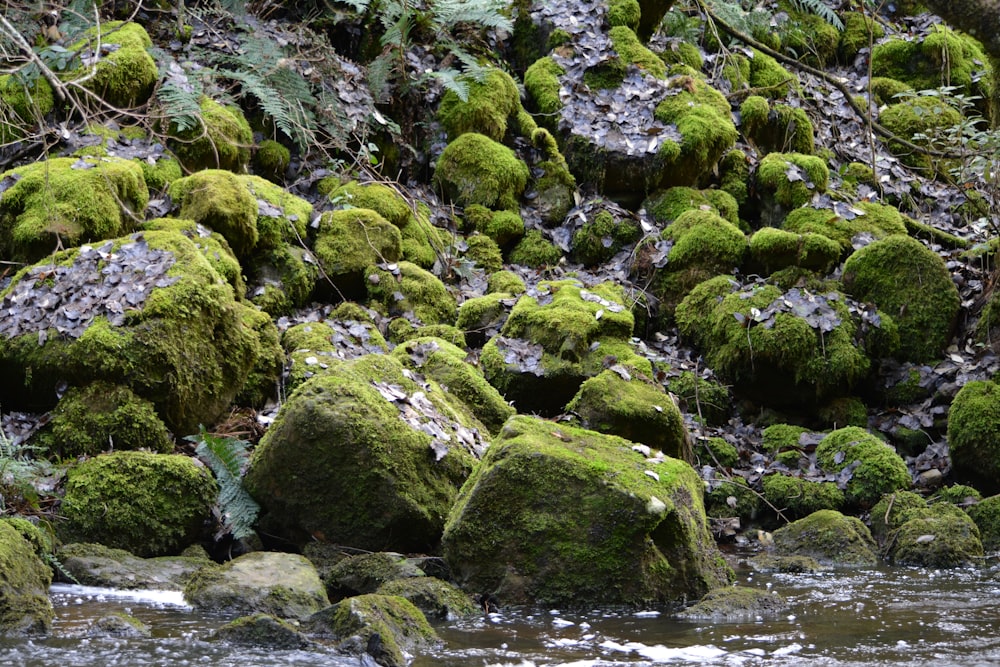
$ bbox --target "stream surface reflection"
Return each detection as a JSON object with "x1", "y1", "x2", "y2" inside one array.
[{"x1": 0, "y1": 563, "x2": 997, "y2": 666}]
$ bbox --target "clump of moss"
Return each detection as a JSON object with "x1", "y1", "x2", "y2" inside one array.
[
  {"x1": 253, "y1": 140, "x2": 291, "y2": 182},
  {"x1": 935, "y1": 484, "x2": 983, "y2": 506},
  {"x1": 572, "y1": 210, "x2": 640, "y2": 266},
  {"x1": 167, "y1": 97, "x2": 253, "y2": 173},
  {"x1": 524, "y1": 57, "x2": 565, "y2": 119},
  {"x1": 487, "y1": 270, "x2": 526, "y2": 295},
  {"x1": 0, "y1": 74, "x2": 54, "y2": 144},
  {"x1": 815, "y1": 427, "x2": 910, "y2": 507},
  {"x1": 890, "y1": 503, "x2": 984, "y2": 568},
  {"x1": 60, "y1": 451, "x2": 217, "y2": 557},
  {"x1": 65, "y1": 22, "x2": 157, "y2": 108},
  {"x1": 780, "y1": 202, "x2": 907, "y2": 255},
  {"x1": 463, "y1": 206, "x2": 526, "y2": 249},
  {"x1": 463, "y1": 234, "x2": 503, "y2": 273},
  {"x1": 722, "y1": 49, "x2": 795, "y2": 98},
  {"x1": 694, "y1": 436, "x2": 738, "y2": 467},
  {"x1": 143, "y1": 217, "x2": 245, "y2": 295},
  {"x1": 719, "y1": 149, "x2": 750, "y2": 208},
  {"x1": 668, "y1": 371, "x2": 730, "y2": 425},
  {"x1": 878, "y1": 96, "x2": 963, "y2": 174},
  {"x1": 817, "y1": 396, "x2": 868, "y2": 429},
  {"x1": 366, "y1": 261, "x2": 456, "y2": 326},
  {"x1": 842, "y1": 235, "x2": 959, "y2": 362},
  {"x1": 435, "y1": 133, "x2": 529, "y2": 210},
  {"x1": 838, "y1": 12, "x2": 885, "y2": 63},
  {"x1": 705, "y1": 475, "x2": 761, "y2": 520},
  {"x1": 0, "y1": 520, "x2": 54, "y2": 633},
  {"x1": 644, "y1": 187, "x2": 740, "y2": 226},
  {"x1": 762, "y1": 423, "x2": 808, "y2": 465},
  {"x1": 748, "y1": 227, "x2": 840, "y2": 276},
  {"x1": 771, "y1": 509, "x2": 878, "y2": 565},
  {"x1": 438, "y1": 68, "x2": 521, "y2": 141},
  {"x1": 756, "y1": 152, "x2": 829, "y2": 213},
  {"x1": 740, "y1": 95, "x2": 815, "y2": 155},
  {"x1": 762, "y1": 474, "x2": 844, "y2": 518},
  {"x1": 508, "y1": 229, "x2": 562, "y2": 267},
  {"x1": 947, "y1": 380, "x2": 1000, "y2": 495},
  {"x1": 168, "y1": 170, "x2": 259, "y2": 257},
  {"x1": 966, "y1": 495, "x2": 1000, "y2": 552},
  {"x1": 312, "y1": 208, "x2": 402, "y2": 299},
  {"x1": 42, "y1": 381, "x2": 172, "y2": 458}
]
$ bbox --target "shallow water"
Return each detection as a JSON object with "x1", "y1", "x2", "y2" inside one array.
[{"x1": 3, "y1": 564, "x2": 999, "y2": 666}]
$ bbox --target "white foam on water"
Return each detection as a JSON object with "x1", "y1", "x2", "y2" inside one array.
[
  {"x1": 50, "y1": 583, "x2": 190, "y2": 608},
  {"x1": 637, "y1": 643, "x2": 727, "y2": 662},
  {"x1": 771, "y1": 643, "x2": 803, "y2": 656}
]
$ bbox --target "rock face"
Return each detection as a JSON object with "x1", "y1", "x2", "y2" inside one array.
[
  {"x1": 0, "y1": 520, "x2": 53, "y2": 634},
  {"x1": 442, "y1": 415, "x2": 731, "y2": 606},
  {"x1": 245, "y1": 353, "x2": 487, "y2": 551},
  {"x1": 184, "y1": 551, "x2": 329, "y2": 620}
]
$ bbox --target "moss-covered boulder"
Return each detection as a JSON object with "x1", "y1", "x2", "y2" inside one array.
[
  {"x1": 324, "y1": 552, "x2": 424, "y2": 600},
  {"x1": 59, "y1": 451, "x2": 217, "y2": 557},
  {"x1": 312, "y1": 208, "x2": 403, "y2": 300},
  {"x1": 64, "y1": 22, "x2": 157, "y2": 108},
  {"x1": 644, "y1": 186, "x2": 740, "y2": 227},
  {"x1": 869, "y1": 490, "x2": 931, "y2": 546},
  {"x1": 281, "y1": 314, "x2": 389, "y2": 393},
  {"x1": 240, "y1": 174, "x2": 312, "y2": 251},
  {"x1": 0, "y1": 74, "x2": 54, "y2": 144},
  {"x1": 392, "y1": 337, "x2": 514, "y2": 434},
  {"x1": 57, "y1": 542, "x2": 212, "y2": 590},
  {"x1": 245, "y1": 354, "x2": 487, "y2": 552},
  {"x1": 306, "y1": 594, "x2": 438, "y2": 667},
  {"x1": 748, "y1": 227, "x2": 840, "y2": 276},
  {"x1": 365, "y1": 261, "x2": 456, "y2": 326},
  {"x1": 878, "y1": 95, "x2": 963, "y2": 174},
  {"x1": 143, "y1": 217, "x2": 245, "y2": 295},
  {"x1": 434, "y1": 133, "x2": 529, "y2": 211},
  {"x1": 740, "y1": 95, "x2": 815, "y2": 155},
  {"x1": 211, "y1": 614, "x2": 311, "y2": 649},
  {"x1": 947, "y1": 380, "x2": 1000, "y2": 495},
  {"x1": 41, "y1": 381, "x2": 172, "y2": 458},
  {"x1": 756, "y1": 152, "x2": 829, "y2": 226},
  {"x1": 253, "y1": 140, "x2": 291, "y2": 182},
  {"x1": 168, "y1": 170, "x2": 259, "y2": 257},
  {"x1": 480, "y1": 280, "x2": 649, "y2": 415},
  {"x1": 762, "y1": 474, "x2": 845, "y2": 519},
  {"x1": 842, "y1": 235, "x2": 959, "y2": 362},
  {"x1": 678, "y1": 586, "x2": 787, "y2": 620},
  {"x1": 0, "y1": 520, "x2": 53, "y2": 634},
  {"x1": 566, "y1": 369, "x2": 691, "y2": 461},
  {"x1": 771, "y1": 509, "x2": 878, "y2": 566},
  {"x1": 675, "y1": 278, "x2": 887, "y2": 407},
  {"x1": 246, "y1": 243, "x2": 320, "y2": 316},
  {"x1": 438, "y1": 68, "x2": 522, "y2": 141},
  {"x1": 442, "y1": 415, "x2": 732, "y2": 606},
  {"x1": 0, "y1": 231, "x2": 273, "y2": 433},
  {"x1": 571, "y1": 208, "x2": 641, "y2": 267},
  {"x1": 376, "y1": 577, "x2": 479, "y2": 620},
  {"x1": 508, "y1": 229, "x2": 562, "y2": 267},
  {"x1": 815, "y1": 427, "x2": 911, "y2": 508},
  {"x1": 967, "y1": 495, "x2": 1000, "y2": 552},
  {"x1": 87, "y1": 612, "x2": 151, "y2": 638},
  {"x1": 456, "y1": 291, "x2": 517, "y2": 348},
  {"x1": 721, "y1": 49, "x2": 795, "y2": 98},
  {"x1": 167, "y1": 96, "x2": 253, "y2": 173},
  {"x1": 890, "y1": 506, "x2": 984, "y2": 568},
  {"x1": 0, "y1": 156, "x2": 148, "y2": 263},
  {"x1": 184, "y1": 551, "x2": 329, "y2": 620},
  {"x1": 781, "y1": 201, "x2": 909, "y2": 255},
  {"x1": 462, "y1": 205, "x2": 526, "y2": 250}
]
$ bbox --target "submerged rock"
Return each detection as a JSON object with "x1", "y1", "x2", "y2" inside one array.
[
  {"x1": 678, "y1": 585, "x2": 787, "y2": 620},
  {"x1": 211, "y1": 613, "x2": 313, "y2": 649}
]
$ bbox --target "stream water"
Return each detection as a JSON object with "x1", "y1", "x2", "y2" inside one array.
[{"x1": 2, "y1": 560, "x2": 999, "y2": 666}]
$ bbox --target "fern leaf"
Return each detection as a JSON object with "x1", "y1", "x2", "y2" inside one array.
[
  {"x1": 425, "y1": 67, "x2": 470, "y2": 101},
  {"x1": 188, "y1": 428, "x2": 260, "y2": 541},
  {"x1": 789, "y1": 0, "x2": 844, "y2": 31},
  {"x1": 432, "y1": 0, "x2": 513, "y2": 33},
  {"x1": 156, "y1": 59, "x2": 203, "y2": 133}
]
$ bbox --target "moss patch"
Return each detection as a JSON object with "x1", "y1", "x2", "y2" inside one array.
[
  {"x1": 167, "y1": 96, "x2": 253, "y2": 173},
  {"x1": 947, "y1": 380, "x2": 1000, "y2": 495},
  {"x1": 815, "y1": 427, "x2": 910, "y2": 508},
  {"x1": 771, "y1": 509, "x2": 878, "y2": 565},
  {"x1": 434, "y1": 133, "x2": 529, "y2": 210}
]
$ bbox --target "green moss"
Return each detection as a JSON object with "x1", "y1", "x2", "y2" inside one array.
[
  {"x1": 64, "y1": 22, "x2": 157, "y2": 108},
  {"x1": 719, "y1": 149, "x2": 750, "y2": 208},
  {"x1": 608, "y1": 0, "x2": 641, "y2": 30},
  {"x1": 749, "y1": 227, "x2": 840, "y2": 275},
  {"x1": 724, "y1": 50, "x2": 795, "y2": 98},
  {"x1": 464, "y1": 207, "x2": 525, "y2": 249},
  {"x1": 761, "y1": 423, "x2": 807, "y2": 455},
  {"x1": 704, "y1": 475, "x2": 761, "y2": 520},
  {"x1": 442, "y1": 414, "x2": 731, "y2": 605},
  {"x1": 771, "y1": 509, "x2": 878, "y2": 565},
  {"x1": 842, "y1": 235, "x2": 959, "y2": 362},
  {"x1": 947, "y1": 380, "x2": 1000, "y2": 495},
  {"x1": 365, "y1": 261, "x2": 456, "y2": 325},
  {"x1": 756, "y1": 152, "x2": 829, "y2": 211},
  {"x1": 42, "y1": 381, "x2": 172, "y2": 458},
  {"x1": 645, "y1": 187, "x2": 739, "y2": 226},
  {"x1": 779, "y1": 3, "x2": 840, "y2": 67},
  {"x1": 168, "y1": 96, "x2": 253, "y2": 173},
  {"x1": 313, "y1": 208, "x2": 402, "y2": 299},
  {"x1": 0, "y1": 74, "x2": 55, "y2": 143},
  {"x1": 143, "y1": 217, "x2": 245, "y2": 295},
  {"x1": 609, "y1": 26, "x2": 667, "y2": 79},
  {"x1": 740, "y1": 95, "x2": 815, "y2": 155},
  {"x1": 487, "y1": 270, "x2": 526, "y2": 295},
  {"x1": 668, "y1": 371, "x2": 730, "y2": 425},
  {"x1": 891, "y1": 506, "x2": 984, "y2": 568},
  {"x1": 695, "y1": 436, "x2": 738, "y2": 467},
  {"x1": 435, "y1": 133, "x2": 529, "y2": 210},
  {"x1": 524, "y1": 57, "x2": 565, "y2": 118},
  {"x1": 60, "y1": 451, "x2": 217, "y2": 557},
  {"x1": 665, "y1": 209, "x2": 747, "y2": 271},
  {"x1": 0, "y1": 156, "x2": 148, "y2": 263},
  {"x1": 508, "y1": 229, "x2": 561, "y2": 267},
  {"x1": 878, "y1": 96, "x2": 963, "y2": 174},
  {"x1": 815, "y1": 427, "x2": 910, "y2": 507},
  {"x1": 241, "y1": 174, "x2": 312, "y2": 251},
  {"x1": 567, "y1": 370, "x2": 690, "y2": 460},
  {"x1": 311, "y1": 594, "x2": 436, "y2": 667},
  {"x1": 935, "y1": 484, "x2": 982, "y2": 506},
  {"x1": 659, "y1": 41, "x2": 703, "y2": 70},
  {"x1": 838, "y1": 12, "x2": 885, "y2": 62},
  {"x1": 247, "y1": 244, "x2": 320, "y2": 316},
  {"x1": 817, "y1": 396, "x2": 868, "y2": 429},
  {"x1": 376, "y1": 577, "x2": 478, "y2": 619},
  {"x1": 966, "y1": 495, "x2": 1000, "y2": 552},
  {"x1": 253, "y1": 140, "x2": 291, "y2": 182},
  {"x1": 462, "y1": 234, "x2": 503, "y2": 273},
  {"x1": 869, "y1": 490, "x2": 930, "y2": 545},
  {"x1": 780, "y1": 202, "x2": 908, "y2": 255},
  {"x1": 138, "y1": 156, "x2": 183, "y2": 192},
  {"x1": 572, "y1": 210, "x2": 640, "y2": 266},
  {"x1": 438, "y1": 68, "x2": 521, "y2": 141},
  {"x1": 762, "y1": 474, "x2": 844, "y2": 518},
  {"x1": 0, "y1": 521, "x2": 53, "y2": 634},
  {"x1": 322, "y1": 180, "x2": 410, "y2": 227},
  {"x1": 168, "y1": 170, "x2": 259, "y2": 257},
  {"x1": 679, "y1": 585, "x2": 786, "y2": 620}
]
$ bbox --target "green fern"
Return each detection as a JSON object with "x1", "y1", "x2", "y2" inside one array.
[
  {"x1": 187, "y1": 428, "x2": 260, "y2": 541},
  {"x1": 155, "y1": 57, "x2": 204, "y2": 133},
  {"x1": 787, "y1": 0, "x2": 844, "y2": 31}
]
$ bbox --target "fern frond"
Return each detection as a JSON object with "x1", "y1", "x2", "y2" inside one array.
[
  {"x1": 788, "y1": 0, "x2": 844, "y2": 31},
  {"x1": 156, "y1": 60, "x2": 203, "y2": 133},
  {"x1": 432, "y1": 0, "x2": 513, "y2": 32},
  {"x1": 425, "y1": 67, "x2": 470, "y2": 101},
  {"x1": 188, "y1": 428, "x2": 260, "y2": 541}
]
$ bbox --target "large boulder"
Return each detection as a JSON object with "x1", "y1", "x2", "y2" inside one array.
[
  {"x1": 442, "y1": 415, "x2": 732, "y2": 606},
  {"x1": 59, "y1": 451, "x2": 217, "y2": 557},
  {"x1": 0, "y1": 231, "x2": 275, "y2": 433},
  {"x1": 245, "y1": 354, "x2": 488, "y2": 551},
  {"x1": 0, "y1": 521, "x2": 53, "y2": 634},
  {"x1": 771, "y1": 510, "x2": 878, "y2": 566},
  {"x1": 184, "y1": 551, "x2": 329, "y2": 620},
  {"x1": 946, "y1": 380, "x2": 1000, "y2": 495},
  {"x1": 815, "y1": 427, "x2": 911, "y2": 508}
]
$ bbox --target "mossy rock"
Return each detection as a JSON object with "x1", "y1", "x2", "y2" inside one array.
[
  {"x1": 694, "y1": 436, "x2": 738, "y2": 468},
  {"x1": 0, "y1": 156, "x2": 148, "y2": 263},
  {"x1": 245, "y1": 354, "x2": 486, "y2": 552},
  {"x1": 456, "y1": 292, "x2": 517, "y2": 348},
  {"x1": 487, "y1": 270, "x2": 526, "y2": 295},
  {"x1": 324, "y1": 552, "x2": 424, "y2": 599},
  {"x1": 0, "y1": 231, "x2": 272, "y2": 434},
  {"x1": 878, "y1": 96, "x2": 963, "y2": 174},
  {"x1": 566, "y1": 369, "x2": 691, "y2": 461},
  {"x1": 246, "y1": 243, "x2": 320, "y2": 316},
  {"x1": 838, "y1": 12, "x2": 885, "y2": 63},
  {"x1": 0, "y1": 521, "x2": 53, "y2": 634},
  {"x1": 842, "y1": 235, "x2": 959, "y2": 362},
  {"x1": 748, "y1": 227, "x2": 840, "y2": 276},
  {"x1": 762, "y1": 474, "x2": 845, "y2": 519},
  {"x1": 890, "y1": 508, "x2": 984, "y2": 568},
  {"x1": 667, "y1": 371, "x2": 730, "y2": 426},
  {"x1": 376, "y1": 577, "x2": 479, "y2": 619},
  {"x1": 704, "y1": 475, "x2": 761, "y2": 520},
  {"x1": 305, "y1": 594, "x2": 437, "y2": 667},
  {"x1": 740, "y1": 95, "x2": 815, "y2": 155},
  {"x1": 41, "y1": 381, "x2": 172, "y2": 458},
  {"x1": 464, "y1": 206, "x2": 526, "y2": 249},
  {"x1": 721, "y1": 49, "x2": 795, "y2": 98},
  {"x1": 434, "y1": 133, "x2": 529, "y2": 211},
  {"x1": 184, "y1": 551, "x2": 329, "y2": 620},
  {"x1": 442, "y1": 415, "x2": 732, "y2": 606},
  {"x1": 88, "y1": 611, "x2": 151, "y2": 638},
  {"x1": 817, "y1": 396, "x2": 868, "y2": 429},
  {"x1": 168, "y1": 170, "x2": 259, "y2": 257},
  {"x1": 934, "y1": 484, "x2": 982, "y2": 506},
  {"x1": 365, "y1": 261, "x2": 457, "y2": 326},
  {"x1": 572, "y1": 209, "x2": 641, "y2": 267},
  {"x1": 312, "y1": 208, "x2": 402, "y2": 300},
  {"x1": 756, "y1": 152, "x2": 828, "y2": 224},
  {"x1": 0, "y1": 74, "x2": 54, "y2": 144},
  {"x1": 779, "y1": 2, "x2": 840, "y2": 67},
  {"x1": 253, "y1": 140, "x2": 291, "y2": 182},
  {"x1": 211, "y1": 614, "x2": 310, "y2": 649},
  {"x1": 869, "y1": 490, "x2": 931, "y2": 546},
  {"x1": 947, "y1": 380, "x2": 1000, "y2": 495},
  {"x1": 56, "y1": 541, "x2": 212, "y2": 590},
  {"x1": 675, "y1": 279, "x2": 879, "y2": 406},
  {"x1": 392, "y1": 337, "x2": 514, "y2": 434},
  {"x1": 64, "y1": 22, "x2": 157, "y2": 108},
  {"x1": 508, "y1": 229, "x2": 562, "y2": 267},
  {"x1": 240, "y1": 174, "x2": 312, "y2": 251},
  {"x1": 280, "y1": 317, "x2": 389, "y2": 394},
  {"x1": 167, "y1": 96, "x2": 253, "y2": 173},
  {"x1": 780, "y1": 201, "x2": 908, "y2": 255},
  {"x1": 143, "y1": 217, "x2": 245, "y2": 295},
  {"x1": 815, "y1": 427, "x2": 911, "y2": 508},
  {"x1": 644, "y1": 187, "x2": 740, "y2": 227},
  {"x1": 771, "y1": 509, "x2": 878, "y2": 566},
  {"x1": 463, "y1": 234, "x2": 503, "y2": 273},
  {"x1": 60, "y1": 451, "x2": 217, "y2": 557},
  {"x1": 524, "y1": 56, "x2": 565, "y2": 120},
  {"x1": 438, "y1": 68, "x2": 522, "y2": 141},
  {"x1": 967, "y1": 495, "x2": 1000, "y2": 552},
  {"x1": 719, "y1": 149, "x2": 750, "y2": 208},
  {"x1": 678, "y1": 585, "x2": 787, "y2": 620}
]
